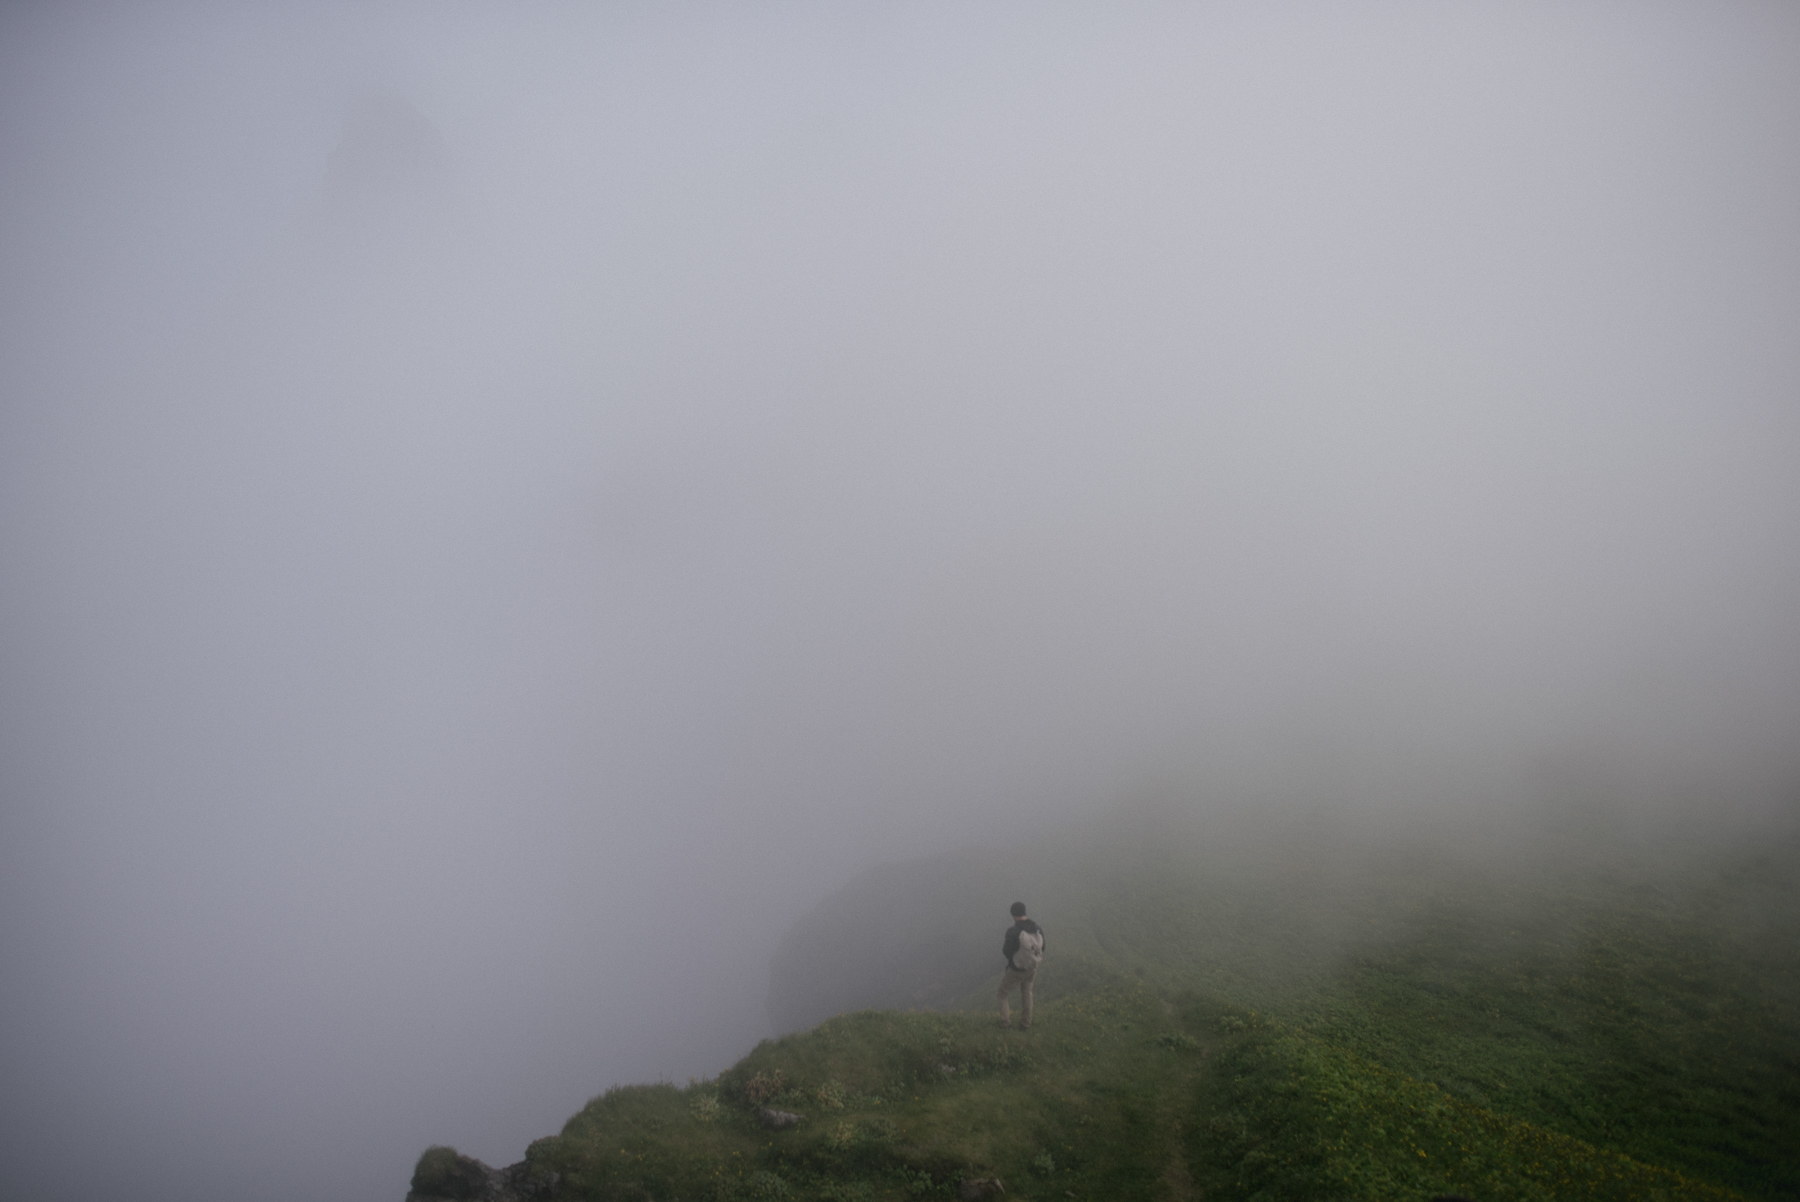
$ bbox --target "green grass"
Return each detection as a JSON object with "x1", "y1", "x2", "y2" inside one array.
[
  {"x1": 521, "y1": 962, "x2": 1780, "y2": 1201},
  {"x1": 1182, "y1": 859, "x2": 1800, "y2": 1199},
  {"x1": 527, "y1": 976, "x2": 1207, "y2": 1202},
  {"x1": 1272, "y1": 909, "x2": 1800, "y2": 1197},
  {"x1": 1189, "y1": 1005, "x2": 1747, "y2": 1201},
  {"x1": 427, "y1": 814, "x2": 1800, "y2": 1201}
]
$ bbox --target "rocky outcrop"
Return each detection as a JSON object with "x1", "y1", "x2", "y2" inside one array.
[
  {"x1": 407, "y1": 1146, "x2": 556, "y2": 1202},
  {"x1": 757, "y1": 1106, "x2": 805, "y2": 1129}
]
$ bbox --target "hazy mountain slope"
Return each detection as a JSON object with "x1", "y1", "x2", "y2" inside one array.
[
  {"x1": 473, "y1": 981, "x2": 1755, "y2": 1202},
  {"x1": 414, "y1": 806, "x2": 1798, "y2": 1200},
  {"x1": 766, "y1": 854, "x2": 1008, "y2": 1032},
  {"x1": 760, "y1": 808, "x2": 1800, "y2": 1197}
]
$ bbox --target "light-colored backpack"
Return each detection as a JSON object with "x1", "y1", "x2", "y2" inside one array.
[{"x1": 1012, "y1": 929, "x2": 1044, "y2": 972}]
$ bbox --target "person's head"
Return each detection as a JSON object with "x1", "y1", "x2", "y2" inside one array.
[{"x1": 1010, "y1": 902, "x2": 1027, "y2": 920}]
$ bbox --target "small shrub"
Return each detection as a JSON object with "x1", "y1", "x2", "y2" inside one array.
[
  {"x1": 817, "y1": 1182, "x2": 874, "y2": 1202},
  {"x1": 860, "y1": 1116, "x2": 900, "y2": 1146},
  {"x1": 1156, "y1": 1032, "x2": 1202, "y2": 1052},
  {"x1": 743, "y1": 1169, "x2": 791, "y2": 1200},
  {"x1": 825, "y1": 1120, "x2": 858, "y2": 1152},
  {"x1": 744, "y1": 1070, "x2": 787, "y2": 1105},
  {"x1": 816, "y1": 1079, "x2": 849, "y2": 1110},
  {"x1": 1032, "y1": 1152, "x2": 1055, "y2": 1176},
  {"x1": 689, "y1": 1092, "x2": 722, "y2": 1123}
]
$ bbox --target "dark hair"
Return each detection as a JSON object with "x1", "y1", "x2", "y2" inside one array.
[{"x1": 1010, "y1": 902, "x2": 1027, "y2": 918}]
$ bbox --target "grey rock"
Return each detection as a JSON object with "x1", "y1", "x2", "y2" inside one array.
[
  {"x1": 958, "y1": 1178, "x2": 1005, "y2": 1200},
  {"x1": 758, "y1": 1106, "x2": 805, "y2": 1129}
]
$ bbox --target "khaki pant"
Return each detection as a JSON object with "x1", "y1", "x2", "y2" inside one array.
[{"x1": 997, "y1": 965, "x2": 1036, "y2": 1028}]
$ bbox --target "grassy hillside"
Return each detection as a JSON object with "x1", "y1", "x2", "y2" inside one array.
[{"x1": 419, "y1": 809, "x2": 1800, "y2": 1201}]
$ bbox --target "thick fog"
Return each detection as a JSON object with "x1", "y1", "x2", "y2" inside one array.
[{"x1": 3, "y1": 4, "x2": 1797, "y2": 1201}]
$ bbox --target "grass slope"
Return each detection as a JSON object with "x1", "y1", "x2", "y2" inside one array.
[
  {"x1": 527, "y1": 982, "x2": 1206, "y2": 1202},
  {"x1": 1118, "y1": 835, "x2": 1800, "y2": 1198},
  {"x1": 1192, "y1": 1007, "x2": 1747, "y2": 1201},
  {"x1": 432, "y1": 813, "x2": 1800, "y2": 1201}
]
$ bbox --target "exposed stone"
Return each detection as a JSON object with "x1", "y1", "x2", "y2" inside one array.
[
  {"x1": 406, "y1": 1145, "x2": 557, "y2": 1202},
  {"x1": 958, "y1": 1177, "x2": 1005, "y2": 1200},
  {"x1": 758, "y1": 1106, "x2": 805, "y2": 1129}
]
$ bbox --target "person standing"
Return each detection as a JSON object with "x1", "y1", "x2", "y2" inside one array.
[{"x1": 998, "y1": 902, "x2": 1044, "y2": 1030}]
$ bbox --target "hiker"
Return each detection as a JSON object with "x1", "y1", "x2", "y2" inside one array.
[{"x1": 998, "y1": 902, "x2": 1044, "y2": 1030}]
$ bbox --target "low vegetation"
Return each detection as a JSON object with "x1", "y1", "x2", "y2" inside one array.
[
  {"x1": 418, "y1": 812, "x2": 1800, "y2": 1200},
  {"x1": 523, "y1": 979, "x2": 1206, "y2": 1202},
  {"x1": 1191, "y1": 1007, "x2": 1748, "y2": 1201}
]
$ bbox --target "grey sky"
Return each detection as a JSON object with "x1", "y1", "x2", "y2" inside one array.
[{"x1": 3, "y1": 4, "x2": 1797, "y2": 1201}]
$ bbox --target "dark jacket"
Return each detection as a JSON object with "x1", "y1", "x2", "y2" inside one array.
[{"x1": 1002, "y1": 918, "x2": 1044, "y2": 969}]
